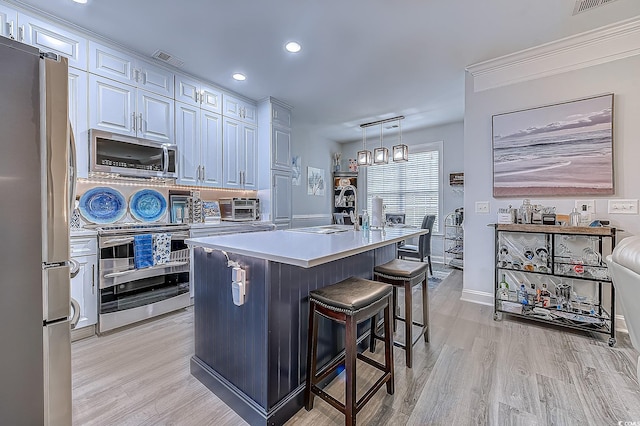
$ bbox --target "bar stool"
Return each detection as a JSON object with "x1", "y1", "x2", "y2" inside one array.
[
  {"x1": 305, "y1": 277, "x2": 394, "y2": 426},
  {"x1": 371, "y1": 259, "x2": 429, "y2": 368}
]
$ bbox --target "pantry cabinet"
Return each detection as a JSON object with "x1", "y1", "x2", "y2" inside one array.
[
  {"x1": 175, "y1": 102, "x2": 222, "y2": 187},
  {"x1": 223, "y1": 117, "x2": 257, "y2": 189},
  {"x1": 89, "y1": 41, "x2": 174, "y2": 98},
  {"x1": 89, "y1": 74, "x2": 174, "y2": 143}
]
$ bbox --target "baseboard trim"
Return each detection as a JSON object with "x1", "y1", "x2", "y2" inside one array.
[{"x1": 460, "y1": 289, "x2": 494, "y2": 306}]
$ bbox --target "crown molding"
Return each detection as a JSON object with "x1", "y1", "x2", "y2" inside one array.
[{"x1": 466, "y1": 15, "x2": 640, "y2": 92}]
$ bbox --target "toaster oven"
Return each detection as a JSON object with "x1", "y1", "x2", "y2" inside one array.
[{"x1": 219, "y1": 198, "x2": 260, "y2": 221}]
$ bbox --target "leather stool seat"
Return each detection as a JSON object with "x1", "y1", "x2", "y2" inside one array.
[
  {"x1": 371, "y1": 259, "x2": 430, "y2": 368},
  {"x1": 310, "y1": 277, "x2": 393, "y2": 313},
  {"x1": 305, "y1": 277, "x2": 395, "y2": 426},
  {"x1": 374, "y1": 259, "x2": 428, "y2": 280}
]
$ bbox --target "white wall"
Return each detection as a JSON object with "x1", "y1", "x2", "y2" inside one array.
[
  {"x1": 290, "y1": 125, "x2": 343, "y2": 228},
  {"x1": 341, "y1": 121, "x2": 465, "y2": 261},
  {"x1": 463, "y1": 53, "x2": 640, "y2": 304}
]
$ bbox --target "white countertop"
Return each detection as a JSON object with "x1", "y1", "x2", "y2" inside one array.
[
  {"x1": 186, "y1": 226, "x2": 428, "y2": 268},
  {"x1": 70, "y1": 228, "x2": 98, "y2": 237}
]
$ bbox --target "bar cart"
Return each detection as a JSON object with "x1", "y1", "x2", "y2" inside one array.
[{"x1": 492, "y1": 224, "x2": 617, "y2": 346}]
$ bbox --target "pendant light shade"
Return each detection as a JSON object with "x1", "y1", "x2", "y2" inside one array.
[
  {"x1": 357, "y1": 126, "x2": 372, "y2": 166},
  {"x1": 392, "y1": 119, "x2": 408, "y2": 162},
  {"x1": 373, "y1": 122, "x2": 388, "y2": 164}
]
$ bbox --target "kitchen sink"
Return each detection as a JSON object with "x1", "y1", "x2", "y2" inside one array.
[{"x1": 287, "y1": 225, "x2": 353, "y2": 234}]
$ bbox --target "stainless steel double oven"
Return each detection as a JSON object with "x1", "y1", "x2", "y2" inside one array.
[{"x1": 96, "y1": 223, "x2": 191, "y2": 333}]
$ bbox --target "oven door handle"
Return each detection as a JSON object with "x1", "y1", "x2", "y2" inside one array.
[
  {"x1": 103, "y1": 261, "x2": 189, "y2": 278},
  {"x1": 101, "y1": 237, "x2": 135, "y2": 247}
]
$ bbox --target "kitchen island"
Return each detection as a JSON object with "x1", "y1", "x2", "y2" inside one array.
[{"x1": 187, "y1": 225, "x2": 428, "y2": 425}]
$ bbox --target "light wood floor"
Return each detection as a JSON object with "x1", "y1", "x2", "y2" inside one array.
[{"x1": 72, "y1": 270, "x2": 640, "y2": 425}]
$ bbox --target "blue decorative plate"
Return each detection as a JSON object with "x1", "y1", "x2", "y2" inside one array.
[
  {"x1": 129, "y1": 189, "x2": 167, "y2": 222},
  {"x1": 78, "y1": 187, "x2": 127, "y2": 224}
]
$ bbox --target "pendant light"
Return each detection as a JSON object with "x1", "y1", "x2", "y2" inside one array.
[
  {"x1": 356, "y1": 126, "x2": 372, "y2": 166},
  {"x1": 373, "y1": 122, "x2": 389, "y2": 165},
  {"x1": 392, "y1": 118, "x2": 408, "y2": 162}
]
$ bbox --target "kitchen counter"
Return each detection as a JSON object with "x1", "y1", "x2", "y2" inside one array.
[
  {"x1": 187, "y1": 226, "x2": 426, "y2": 268},
  {"x1": 189, "y1": 226, "x2": 427, "y2": 425}
]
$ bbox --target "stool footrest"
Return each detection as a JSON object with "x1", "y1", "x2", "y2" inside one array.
[
  {"x1": 356, "y1": 372, "x2": 393, "y2": 412},
  {"x1": 314, "y1": 355, "x2": 345, "y2": 384},
  {"x1": 357, "y1": 352, "x2": 387, "y2": 372}
]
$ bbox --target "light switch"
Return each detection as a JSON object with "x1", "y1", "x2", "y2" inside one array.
[{"x1": 608, "y1": 199, "x2": 638, "y2": 214}]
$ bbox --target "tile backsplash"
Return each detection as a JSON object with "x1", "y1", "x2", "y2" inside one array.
[{"x1": 75, "y1": 178, "x2": 256, "y2": 225}]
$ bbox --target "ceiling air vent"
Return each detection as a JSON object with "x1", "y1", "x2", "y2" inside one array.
[
  {"x1": 151, "y1": 50, "x2": 184, "y2": 68},
  {"x1": 573, "y1": 0, "x2": 619, "y2": 15}
]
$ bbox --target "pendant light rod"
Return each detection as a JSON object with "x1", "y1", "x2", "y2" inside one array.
[{"x1": 359, "y1": 115, "x2": 405, "y2": 129}]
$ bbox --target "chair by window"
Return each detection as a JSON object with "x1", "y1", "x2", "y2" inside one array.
[
  {"x1": 385, "y1": 213, "x2": 405, "y2": 225},
  {"x1": 398, "y1": 214, "x2": 435, "y2": 275}
]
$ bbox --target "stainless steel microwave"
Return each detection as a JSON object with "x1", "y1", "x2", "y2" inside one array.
[{"x1": 89, "y1": 129, "x2": 177, "y2": 179}]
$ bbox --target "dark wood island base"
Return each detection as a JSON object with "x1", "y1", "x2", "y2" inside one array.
[{"x1": 190, "y1": 244, "x2": 396, "y2": 425}]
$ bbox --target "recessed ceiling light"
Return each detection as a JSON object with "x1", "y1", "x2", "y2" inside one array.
[
  {"x1": 72, "y1": 0, "x2": 88, "y2": 3},
  {"x1": 232, "y1": 73, "x2": 246, "y2": 81},
  {"x1": 285, "y1": 41, "x2": 301, "y2": 53}
]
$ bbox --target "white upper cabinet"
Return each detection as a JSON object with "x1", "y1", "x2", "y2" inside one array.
[
  {"x1": 0, "y1": 4, "x2": 17, "y2": 40},
  {"x1": 176, "y1": 102, "x2": 222, "y2": 187},
  {"x1": 175, "y1": 74, "x2": 222, "y2": 114},
  {"x1": 89, "y1": 41, "x2": 173, "y2": 98},
  {"x1": 223, "y1": 117, "x2": 257, "y2": 189},
  {"x1": 88, "y1": 74, "x2": 136, "y2": 137},
  {"x1": 223, "y1": 94, "x2": 257, "y2": 125},
  {"x1": 68, "y1": 68, "x2": 88, "y2": 178},
  {"x1": 176, "y1": 102, "x2": 200, "y2": 186},
  {"x1": 89, "y1": 74, "x2": 173, "y2": 143},
  {"x1": 136, "y1": 89, "x2": 174, "y2": 143},
  {"x1": 200, "y1": 110, "x2": 223, "y2": 186},
  {"x1": 18, "y1": 12, "x2": 87, "y2": 70}
]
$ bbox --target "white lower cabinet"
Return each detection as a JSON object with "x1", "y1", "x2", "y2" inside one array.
[
  {"x1": 223, "y1": 117, "x2": 257, "y2": 189},
  {"x1": 70, "y1": 236, "x2": 98, "y2": 335}
]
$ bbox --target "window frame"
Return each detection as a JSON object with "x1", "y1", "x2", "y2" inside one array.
[{"x1": 362, "y1": 141, "x2": 443, "y2": 234}]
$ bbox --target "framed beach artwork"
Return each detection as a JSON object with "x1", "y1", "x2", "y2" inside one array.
[{"x1": 492, "y1": 94, "x2": 614, "y2": 197}]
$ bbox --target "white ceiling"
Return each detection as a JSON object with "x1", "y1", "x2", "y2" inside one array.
[{"x1": 12, "y1": 0, "x2": 640, "y2": 143}]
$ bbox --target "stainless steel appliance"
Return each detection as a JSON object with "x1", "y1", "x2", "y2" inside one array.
[
  {"x1": 0, "y1": 38, "x2": 74, "y2": 425},
  {"x1": 219, "y1": 198, "x2": 260, "y2": 221},
  {"x1": 95, "y1": 223, "x2": 191, "y2": 333},
  {"x1": 90, "y1": 129, "x2": 178, "y2": 179}
]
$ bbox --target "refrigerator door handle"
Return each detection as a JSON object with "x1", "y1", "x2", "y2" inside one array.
[
  {"x1": 69, "y1": 258, "x2": 80, "y2": 278},
  {"x1": 70, "y1": 298, "x2": 80, "y2": 329},
  {"x1": 69, "y1": 122, "x2": 77, "y2": 215}
]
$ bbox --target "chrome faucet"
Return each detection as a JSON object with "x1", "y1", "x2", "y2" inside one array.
[{"x1": 337, "y1": 184, "x2": 360, "y2": 231}]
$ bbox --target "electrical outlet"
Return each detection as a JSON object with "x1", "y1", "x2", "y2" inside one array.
[
  {"x1": 475, "y1": 201, "x2": 490, "y2": 214},
  {"x1": 608, "y1": 199, "x2": 639, "y2": 214},
  {"x1": 575, "y1": 200, "x2": 595, "y2": 214}
]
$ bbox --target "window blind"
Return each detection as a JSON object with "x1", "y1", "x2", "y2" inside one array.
[{"x1": 366, "y1": 146, "x2": 441, "y2": 231}]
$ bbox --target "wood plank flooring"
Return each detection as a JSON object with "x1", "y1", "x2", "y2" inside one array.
[{"x1": 72, "y1": 269, "x2": 640, "y2": 425}]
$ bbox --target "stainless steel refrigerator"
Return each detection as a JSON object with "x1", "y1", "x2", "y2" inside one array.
[{"x1": 0, "y1": 37, "x2": 74, "y2": 425}]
